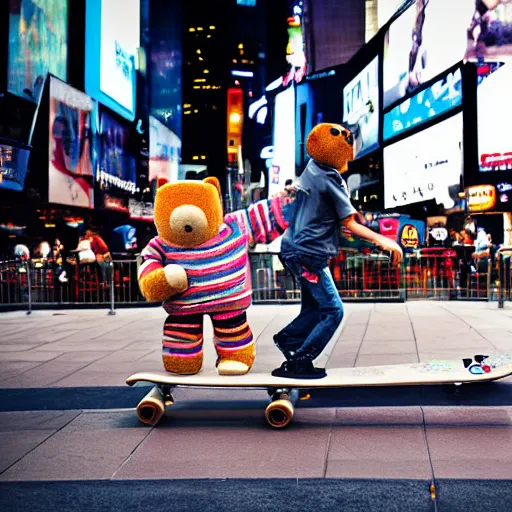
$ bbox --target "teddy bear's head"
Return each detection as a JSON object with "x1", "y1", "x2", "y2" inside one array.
[
  {"x1": 154, "y1": 177, "x2": 223, "y2": 247},
  {"x1": 306, "y1": 123, "x2": 354, "y2": 173}
]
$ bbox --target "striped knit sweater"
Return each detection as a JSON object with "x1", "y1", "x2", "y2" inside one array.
[{"x1": 138, "y1": 193, "x2": 294, "y2": 314}]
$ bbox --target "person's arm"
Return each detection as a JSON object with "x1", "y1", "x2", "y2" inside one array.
[
  {"x1": 225, "y1": 189, "x2": 296, "y2": 246},
  {"x1": 342, "y1": 215, "x2": 403, "y2": 266}
]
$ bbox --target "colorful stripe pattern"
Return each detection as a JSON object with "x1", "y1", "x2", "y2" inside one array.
[
  {"x1": 139, "y1": 195, "x2": 294, "y2": 315},
  {"x1": 162, "y1": 311, "x2": 254, "y2": 374}
]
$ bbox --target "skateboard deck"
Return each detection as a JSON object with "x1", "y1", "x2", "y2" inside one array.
[{"x1": 127, "y1": 353, "x2": 512, "y2": 428}]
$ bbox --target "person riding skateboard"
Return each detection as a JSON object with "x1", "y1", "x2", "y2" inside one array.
[{"x1": 272, "y1": 123, "x2": 403, "y2": 379}]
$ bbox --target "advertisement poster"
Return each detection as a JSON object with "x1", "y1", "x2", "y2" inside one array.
[
  {"x1": 149, "y1": 116, "x2": 181, "y2": 188},
  {"x1": 466, "y1": 0, "x2": 512, "y2": 61},
  {"x1": 384, "y1": 68, "x2": 462, "y2": 140},
  {"x1": 270, "y1": 87, "x2": 295, "y2": 197},
  {"x1": 95, "y1": 108, "x2": 137, "y2": 212},
  {"x1": 383, "y1": 0, "x2": 474, "y2": 108},
  {"x1": 8, "y1": 0, "x2": 68, "y2": 103},
  {"x1": 384, "y1": 113, "x2": 463, "y2": 209},
  {"x1": 48, "y1": 78, "x2": 94, "y2": 209},
  {"x1": 477, "y1": 62, "x2": 512, "y2": 172},
  {"x1": 0, "y1": 145, "x2": 30, "y2": 192},
  {"x1": 343, "y1": 57, "x2": 379, "y2": 158},
  {"x1": 85, "y1": 0, "x2": 140, "y2": 121}
]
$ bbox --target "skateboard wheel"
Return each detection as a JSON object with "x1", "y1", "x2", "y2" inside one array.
[
  {"x1": 136, "y1": 387, "x2": 166, "y2": 426},
  {"x1": 265, "y1": 398, "x2": 294, "y2": 428}
]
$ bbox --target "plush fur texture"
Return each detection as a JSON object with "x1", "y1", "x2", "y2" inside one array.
[
  {"x1": 306, "y1": 123, "x2": 354, "y2": 173},
  {"x1": 138, "y1": 177, "x2": 259, "y2": 376}
]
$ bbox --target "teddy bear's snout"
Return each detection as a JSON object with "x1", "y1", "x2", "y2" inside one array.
[{"x1": 169, "y1": 205, "x2": 210, "y2": 245}]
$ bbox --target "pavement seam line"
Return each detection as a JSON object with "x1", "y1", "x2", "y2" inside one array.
[
  {"x1": 0, "y1": 410, "x2": 83, "y2": 476},
  {"x1": 439, "y1": 303, "x2": 498, "y2": 352},
  {"x1": 322, "y1": 419, "x2": 334, "y2": 478},
  {"x1": 420, "y1": 406, "x2": 438, "y2": 512},
  {"x1": 353, "y1": 308, "x2": 372, "y2": 367},
  {"x1": 110, "y1": 426, "x2": 155, "y2": 479},
  {"x1": 405, "y1": 303, "x2": 421, "y2": 363}
]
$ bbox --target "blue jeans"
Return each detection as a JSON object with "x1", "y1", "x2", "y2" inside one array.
[{"x1": 274, "y1": 259, "x2": 344, "y2": 361}]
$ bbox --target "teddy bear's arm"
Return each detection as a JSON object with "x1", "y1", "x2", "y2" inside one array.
[
  {"x1": 225, "y1": 190, "x2": 296, "y2": 246},
  {"x1": 138, "y1": 239, "x2": 187, "y2": 302}
]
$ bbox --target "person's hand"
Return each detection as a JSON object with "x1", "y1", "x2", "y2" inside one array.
[{"x1": 376, "y1": 236, "x2": 403, "y2": 266}]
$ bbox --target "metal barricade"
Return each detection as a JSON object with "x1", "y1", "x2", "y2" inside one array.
[
  {"x1": 497, "y1": 247, "x2": 512, "y2": 308},
  {"x1": 1, "y1": 249, "x2": 509, "y2": 310},
  {"x1": 402, "y1": 249, "x2": 458, "y2": 300}
]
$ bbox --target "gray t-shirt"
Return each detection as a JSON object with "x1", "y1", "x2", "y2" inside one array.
[{"x1": 282, "y1": 159, "x2": 357, "y2": 258}]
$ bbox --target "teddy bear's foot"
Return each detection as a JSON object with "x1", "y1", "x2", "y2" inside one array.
[
  {"x1": 217, "y1": 360, "x2": 250, "y2": 376},
  {"x1": 163, "y1": 353, "x2": 202, "y2": 375}
]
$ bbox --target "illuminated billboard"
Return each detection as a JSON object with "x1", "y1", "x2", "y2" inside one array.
[
  {"x1": 384, "y1": 113, "x2": 463, "y2": 210},
  {"x1": 149, "y1": 116, "x2": 181, "y2": 188},
  {"x1": 477, "y1": 63, "x2": 512, "y2": 172},
  {"x1": 8, "y1": 0, "x2": 68, "y2": 103},
  {"x1": 85, "y1": 0, "x2": 140, "y2": 121},
  {"x1": 94, "y1": 106, "x2": 138, "y2": 212},
  {"x1": 270, "y1": 86, "x2": 295, "y2": 197},
  {"x1": 384, "y1": 68, "x2": 462, "y2": 141},
  {"x1": 0, "y1": 145, "x2": 30, "y2": 192},
  {"x1": 342, "y1": 56, "x2": 379, "y2": 158},
  {"x1": 383, "y1": 0, "x2": 473, "y2": 109},
  {"x1": 466, "y1": 0, "x2": 512, "y2": 62},
  {"x1": 48, "y1": 78, "x2": 94, "y2": 209}
]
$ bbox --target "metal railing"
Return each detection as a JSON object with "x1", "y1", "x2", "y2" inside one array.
[{"x1": 1, "y1": 248, "x2": 511, "y2": 312}]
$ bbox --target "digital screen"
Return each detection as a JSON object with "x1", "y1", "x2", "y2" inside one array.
[
  {"x1": 48, "y1": 78, "x2": 94, "y2": 209},
  {"x1": 343, "y1": 56, "x2": 379, "y2": 158},
  {"x1": 383, "y1": 0, "x2": 473, "y2": 109},
  {"x1": 383, "y1": 68, "x2": 462, "y2": 141},
  {"x1": 150, "y1": 0, "x2": 183, "y2": 138},
  {"x1": 477, "y1": 63, "x2": 512, "y2": 172},
  {"x1": 95, "y1": 107, "x2": 137, "y2": 212},
  {"x1": 8, "y1": 0, "x2": 68, "y2": 103},
  {"x1": 0, "y1": 145, "x2": 30, "y2": 192},
  {"x1": 270, "y1": 86, "x2": 295, "y2": 197},
  {"x1": 466, "y1": 1, "x2": 512, "y2": 62},
  {"x1": 85, "y1": 0, "x2": 140, "y2": 121},
  {"x1": 149, "y1": 116, "x2": 181, "y2": 187},
  {"x1": 384, "y1": 113, "x2": 463, "y2": 209},
  {"x1": 0, "y1": 93, "x2": 36, "y2": 144}
]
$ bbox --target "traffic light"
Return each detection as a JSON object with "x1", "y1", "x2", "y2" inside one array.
[{"x1": 227, "y1": 87, "x2": 243, "y2": 163}]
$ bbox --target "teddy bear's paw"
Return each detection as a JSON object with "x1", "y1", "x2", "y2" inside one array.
[
  {"x1": 163, "y1": 264, "x2": 188, "y2": 293},
  {"x1": 217, "y1": 360, "x2": 250, "y2": 376}
]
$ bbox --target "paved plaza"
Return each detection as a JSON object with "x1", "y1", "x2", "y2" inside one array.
[{"x1": 0, "y1": 301, "x2": 512, "y2": 510}]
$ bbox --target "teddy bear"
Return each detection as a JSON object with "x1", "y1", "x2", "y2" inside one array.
[{"x1": 138, "y1": 176, "x2": 294, "y2": 376}]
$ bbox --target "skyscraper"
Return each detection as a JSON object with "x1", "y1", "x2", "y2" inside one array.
[{"x1": 181, "y1": 0, "x2": 288, "y2": 190}]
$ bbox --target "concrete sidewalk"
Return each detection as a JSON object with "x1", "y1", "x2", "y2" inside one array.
[
  {"x1": 1, "y1": 301, "x2": 512, "y2": 388},
  {"x1": 1, "y1": 302, "x2": 512, "y2": 497}
]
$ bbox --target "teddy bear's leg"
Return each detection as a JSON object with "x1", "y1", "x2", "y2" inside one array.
[
  {"x1": 162, "y1": 313, "x2": 204, "y2": 375},
  {"x1": 211, "y1": 310, "x2": 255, "y2": 376}
]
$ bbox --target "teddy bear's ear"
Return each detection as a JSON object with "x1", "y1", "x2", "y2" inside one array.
[{"x1": 204, "y1": 177, "x2": 222, "y2": 198}]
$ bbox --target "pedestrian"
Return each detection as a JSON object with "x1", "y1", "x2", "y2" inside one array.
[{"x1": 86, "y1": 229, "x2": 112, "y2": 284}]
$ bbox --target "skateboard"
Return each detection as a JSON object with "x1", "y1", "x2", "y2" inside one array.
[{"x1": 127, "y1": 353, "x2": 512, "y2": 428}]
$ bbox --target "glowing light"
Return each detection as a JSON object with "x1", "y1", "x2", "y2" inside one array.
[{"x1": 230, "y1": 113, "x2": 241, "y2": 124}]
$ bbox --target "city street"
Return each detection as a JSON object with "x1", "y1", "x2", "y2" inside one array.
[{"x1": 1, "y1": 302, "x2": 512, "y2": 510}]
